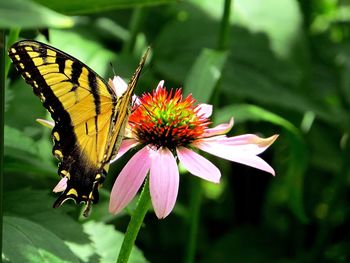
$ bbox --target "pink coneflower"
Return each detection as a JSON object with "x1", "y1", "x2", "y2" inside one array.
[{"x1": 109, "y1": 78, "x2": 278, "y2": 219}]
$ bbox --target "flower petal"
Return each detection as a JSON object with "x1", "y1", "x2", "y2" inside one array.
[
  {"x1": 195, "y1": 135, "x2": 277, "y2": 175},
  {"x1": 36, "y1": 118, "x2": 54, "y2": 129},
  {"x1": 198, "y1": 134, "x2": 278, "y2": 155},
  {"x1": 156, "y1": 80, "x2": 164, "y2": 91},
  {"x1": 53, "y1": 177, "x2": 68, "y2": 193},
  {"x1": 195, "y1": 103, "x2": 213, "y2": 118},
  {"x1": 177, "y1": 147, "x2": 220, "y2": 183},
  {"x1": 110, "y1": 139, "x2": 139, "y2": 163},
  {"x1": 109, "y1": 147, "x2": 151, "y2": 214},
  {"x1": 202, "y1": 117, "x2": 234, "y2": 137},
  {"x1": 150, "y1": 147, "x2": 179, "y2": 219},
  {"x1": 109, "y1": 76, "x2": 128, "y2": 98}
]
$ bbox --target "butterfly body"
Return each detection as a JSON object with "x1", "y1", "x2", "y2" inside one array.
[{"x1": 8, "y1": 40, "x2": 149, "y2": 215}]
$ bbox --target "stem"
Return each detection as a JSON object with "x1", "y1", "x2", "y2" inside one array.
[
  {"x1": 0, "y1": 30, "x2": 6, "y2": 258},
  {"x1": 217, "y1": 0, "x2": 233, "y2": 50},
  {"x1": 184, "y1": 178, "x2": 202, "y2": 263},
  {"x1": 117, "y1": 178, "x2": 151, "y2": 263},
  {"x1": 212, "y1": 0, "x2": 232, "y2": 106},
  {"x1": 308, "y1": 132, "x2": 350, "y2": 263},
  {"x1": 5, "y1": 28, "x2": 20, "y2": 79},
  {"x1": 184, "y1": 1, "x2": 233, "y2": 262},
  {"x1": 123, "y1": 7, "x2": 144, "y2": 54}
]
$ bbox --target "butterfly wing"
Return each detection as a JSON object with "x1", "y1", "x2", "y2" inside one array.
[{"x1": 8, "y1": 40, "x2": 119, "y2": 210}]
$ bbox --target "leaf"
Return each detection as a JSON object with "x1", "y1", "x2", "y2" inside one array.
[
  {"x1": 233, "y1": 0, "x2": 302, "y2": 58},
  {"x1": 4, "y1": 125, "x2": 39, "y2": 156},
  {"x1": 70, "y1": 221, "x2": 148, "y2": 263},
  {"x1": 34, "y1": 0, "x2": 179, "y2": 15},
  {"x1": 0, "y1": 0, "x2": 74, "y2": 29},
  {"x1": 214, "y1": 104, "x2": 298, "y2": 133},
  {"x1": 184, "y1": 48, "x2": 228, "y2": 103},
  {"x1": 3, "y1": 216, "x2": 79, "y2": 263}
]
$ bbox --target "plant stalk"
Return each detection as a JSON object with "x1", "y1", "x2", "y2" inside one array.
[
  {"x1": 0, "y1": 30, "x2": 6, "y2": 258},
  {"x1": 117, "y1": 178, "x2": 151, "y2": 263},
  {"x1": 217, "y1": 0, "x2": 233, "y2": 51},
  {"x1": 184, "y1": 178, "x2": 202, "y2": 263}
]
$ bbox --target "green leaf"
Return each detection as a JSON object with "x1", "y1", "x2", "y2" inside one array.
[
  {"x1": 214, "y1": 104, "x2": 298, "y2": 133},
  {"x1": 4, "y1": 125, "x2": 55, "y2": 175},
  {"x1": 4, "y1": 125, "x2": 39, "y2": 156},
  {"x1": 0, "y1": 0, "x2": 74, "y2": 29},
  {"x1": 34, "y1": 0, "x2": 179, "y2": 15},
  {"x1": 184, "y1": 48, "x2": 228, "y2": 103},
  {"x1": 233, "y1": 0, "x2": 302, "y2": 58},
  {"x1": 68, "y1": 221, "x2": 148, "y2": 263},
  {"x1": 3, "y1": 216, "x2": 79, "y2": 263}
]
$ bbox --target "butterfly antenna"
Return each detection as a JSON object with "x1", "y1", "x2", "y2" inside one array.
[{"x1": 110, "y1": 62, "x2": 117, "y2": 76}]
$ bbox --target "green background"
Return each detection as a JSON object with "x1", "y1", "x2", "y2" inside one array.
[{"x1": 1, "y1": 0, "x2": 349, "y2": 262}]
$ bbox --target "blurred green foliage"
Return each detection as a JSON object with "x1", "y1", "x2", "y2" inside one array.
[{"x1": 1, "y1": 0, "x2": 350, "y2": 262}]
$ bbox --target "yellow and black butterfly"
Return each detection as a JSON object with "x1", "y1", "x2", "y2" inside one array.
[{"x1": 8, "y1": 40, "x2": 149, "y2": 216}]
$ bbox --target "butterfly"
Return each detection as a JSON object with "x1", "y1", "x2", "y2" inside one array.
[{"x1": 8, "y1": 40, "x2": 150, "y2": 216}]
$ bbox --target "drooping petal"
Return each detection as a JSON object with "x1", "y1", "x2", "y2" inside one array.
[
  {"x1": 198, "y1": 134, "x2": 278, "y2": 155},
  {"x1": 53, "y1": 177, "x2": 68, "y2": 193},
  {"x1": 110, "y1": 138, "x2": 139, "y2": 163},
  {"x1": 109, "y1": 147, "x2": 151, "y2": 215},
  {"x1": 149, "y1": 147, "x2": 179, "y2": 219},
  {"x1": 109, "y1": 76, "x2": 128, "y2": 98},
  {"x1": 195, "y1": 136, "x2": 277, "y2": 175},
  {"x1": 177, "y1": 147, "x2": 220, "y2": 183},
  {"x1": 202, "y1": 117, "x2": 234, "y2": 137},
  {"x1": 36, "y1": 118, "x2": 54, "y2": 129},
  {"x1": 195, "y1": 103, "x2": 213, "y2": 118}
]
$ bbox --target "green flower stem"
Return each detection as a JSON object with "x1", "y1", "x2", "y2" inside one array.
[
  {"x1": 123, "y1": 7, "x2": 144, "y2": 54},
  {"x1": 309, "y1": 133, "x2": 350, "y2": 262},
  {"x1": 0, "y1": 30, "x2": 6, "y2": 257},
  {"x1": 184, "y1": 2, "x2": 233, "y2": 262},
  {"x1": 212, "y1": 0, "x2": 232, "y2": 106},
  {"x1": 217, "y1": 0, "x2": 233, "y2": 51},
  {"x1": 184, "y1": 178, "x2": 202, "y2": 263},
  {"x1": 5, "y1": 28, "x2": 20, "y2": 79},
  {"x1": 117, "y1": 178, "x2": 151, "y2": 263}
]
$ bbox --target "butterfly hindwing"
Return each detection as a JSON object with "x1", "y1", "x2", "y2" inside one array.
[{"x1": 8, "y1": 40, "x2": 130, "y2": 214}]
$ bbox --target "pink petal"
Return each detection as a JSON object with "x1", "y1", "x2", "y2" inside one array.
[
  {"x1": 198, "y1": 134, "x2": 278, "y2": 155},
  {"x1": 195, "y1": 103, "x2": 213, "y2": 118},
  {"x1": 53, "y1": 177, "x2": 68, "y2": 193},
  {"x1": 109, "y1": 147, "x2": 151, "y2": 214},
  {"x1": 202, "y1": 117, "x2": 234, "y2": 137},
  {"x1": 195, "y1": 135, "x2": 277, "y2": 175},
  {"x1": 109, "y1": 76, "x2": 128, "y2": 98},
  {"x1": 36, "y1": 119, "x2": 54, "y2": 129},
  {"x1": 156, "y1": 80, "x2": 164, "y2": 91},
  {"x1": 110, "y1": 139, "x2": 139, "y2": 163},
  {"x1": 132, "y1": 94, "x2": 141, "y2": 106},
  {"x1": 149, "y1": 147, "x2": 179, "y2": 219},
  {"x1": 177, "y1": 147, "x2": 220, "y2": 183}
]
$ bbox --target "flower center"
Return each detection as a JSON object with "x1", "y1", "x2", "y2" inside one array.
[{"x1": 129, "y1": 87, "x2": 210, "y2": 149}]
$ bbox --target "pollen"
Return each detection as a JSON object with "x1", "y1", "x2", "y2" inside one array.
[{"x1": 129, "y1": 87, "x2": 210, "y2": 149}]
